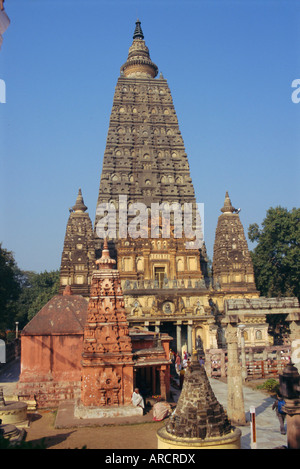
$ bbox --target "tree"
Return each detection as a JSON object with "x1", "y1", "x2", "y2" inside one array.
[
  {"x1": 248, "y1": 206, "x2": 300, "y2": 300},
  {"x1": 0, "y1": 244, "x2": 22, "y2": 336},
  {"x1": 15, "y1": 270, "x2": 60, "y2": 326},
  {"x1": 0, "y1": 243, "x2": 60, "y2": 333}
]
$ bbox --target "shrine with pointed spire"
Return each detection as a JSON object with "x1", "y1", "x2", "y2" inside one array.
[
  {"x1": 212, "y1": 192, "x2": 258, "y2": 293},
  {"x1": 59, "y1": 189, "x2": 96, "y2": 296}
]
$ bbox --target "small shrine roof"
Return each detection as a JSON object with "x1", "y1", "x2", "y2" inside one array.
[{"x1": 22, "y1": 291, "x2": 88, "y2": 335}]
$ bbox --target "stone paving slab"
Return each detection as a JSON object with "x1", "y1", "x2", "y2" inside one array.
[{"x1": 209, "y1": 378, "x2": 287, "y2": 449}]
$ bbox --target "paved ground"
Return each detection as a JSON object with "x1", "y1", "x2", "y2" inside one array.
[{"x1": 0, "y1": 359, "x2": 288, "y2": 449}]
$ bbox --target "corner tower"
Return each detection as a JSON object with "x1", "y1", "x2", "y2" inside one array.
[
  {"x1": 59, "y1": 189, "x2": 96, "y2": 296},
  {"x1": 212, "y1": 192, "x2": 258, "y2": 294}
]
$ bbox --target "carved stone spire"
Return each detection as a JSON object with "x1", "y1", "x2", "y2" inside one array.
[
  {"x1": 213, "y1": 192, "x2": 258, "y2": 293},
  {"x1": 96, "y1": 238, "x2": 116, "y2": 270},
  {"x1": 120, "y1": 19, "x2": 158, "y2": 78},
  {"x1": 221, "y1": 191, "x2": 236, "y2": 214},
  {"x1": 59, "y1": 189, "x2": 95, "y2": 296},
  {"x1": 72, "y1": 188, "x2": 88, "y2": 213},
  {"x1": 133, "y1": 18, "x2": 144, "y2": 40}
]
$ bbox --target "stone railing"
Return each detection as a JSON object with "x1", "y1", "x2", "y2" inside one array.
[
  {"x1": 122, "y1": 277, "x2": 212, "y2": 292},
  {"x1": 205, "y1": 345, "x2": 291, "y2": 380}
]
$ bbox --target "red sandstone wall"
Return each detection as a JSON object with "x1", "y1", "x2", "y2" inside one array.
[
  {"x1": 81, "y1": 364, "x2": 134, "y2": 407},
  {"x1": 19, "y1": 334, "x2": 83, "y2": 382},
  {"x1": 18, "y1": 334, "x2": 84, "y2": 407}
]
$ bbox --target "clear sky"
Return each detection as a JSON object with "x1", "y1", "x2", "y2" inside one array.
[{"x1": 0, "y1": 0, "x2": 299, "y2": 273}]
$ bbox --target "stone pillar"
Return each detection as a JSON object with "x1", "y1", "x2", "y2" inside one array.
[
  {"x1": 176, "y1": 323, "x2": 182, "y2": 355},
  {"x1": 220, "y1": 350, "x2": 226, "y2": 378},
  {"x1": 226, "y1": 323, "x2": 246, "y2": 425},
  {"x1": 238, "y1": 324, "x2": 247, "y2": 382},
  {"x1": 169, "y1": 250, "x2": 176, "y2": 279},
  {"x1": 160, "y1": 367, "x2": 167, "y2": 400},
  {"x1": 144, "y1": 251, "x2": 151, "y2": 279},
  {"x1": 286, "y1": 314, "x2": 300, "y2": 373},
  {"x1": 187, "y1": 323, "x2": 193, "y2": 354},
  {"x1": 280, "y1": 362, "x2": 300, "y2": 449},
  {"x1": 284, "y1": 399, "x2": 300, "y2": 449}
]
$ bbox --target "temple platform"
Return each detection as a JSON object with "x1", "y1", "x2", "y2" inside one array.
[
  {"x1": 74, "y1": 400, "x2": 143, "y2": 419},
  {"x1": 55, "y1": 399, "x2": 146, "y2": 429}
]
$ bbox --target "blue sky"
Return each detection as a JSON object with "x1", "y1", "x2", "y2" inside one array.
[{"x1": 0, "y1": 0, "x2": 299, "y2": 272}]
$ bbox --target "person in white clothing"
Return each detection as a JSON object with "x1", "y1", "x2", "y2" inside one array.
[{"x1": 131, "y1": 388, "x2": 145, "y2": 411}]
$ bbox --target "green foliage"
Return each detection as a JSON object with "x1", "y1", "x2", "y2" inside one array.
[
  {"x1": 256, "y1": 378, "x2": 279, "y2": 394},
  {"x1": 0, "y1": 244, "x2": 22, "y2": 335},
  {"x1": 15, "y1": 270, "x2": 60, "y2": 325},
  {"x1": 248, "y1": 206, "x2": 300, "y2": 300},
  {"x1": 0, "y1": 243, "x2": 59, "y2": 334}
]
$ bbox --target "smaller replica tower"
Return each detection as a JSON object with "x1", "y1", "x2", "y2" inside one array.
[{"x1": 80, "y1": 239, "x2": 134, "y2": 410}]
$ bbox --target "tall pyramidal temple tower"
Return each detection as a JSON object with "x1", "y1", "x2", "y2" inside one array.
[
  {"x1": 95, "y1": 19, "x2": 198, "y2": 235},
  {"x1": 94, "y1": 20, "x2": 210, "y2": 352},
  {"x1": 59, "y1": 20, "x2": 263, "y2": 355}
]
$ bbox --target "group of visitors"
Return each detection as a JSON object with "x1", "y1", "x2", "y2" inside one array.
[
  {"x1": 170, "y1": 349, "x2": 189, "y2": 374},
  {"x1": 170, "y1": 349, "x2": 205, "y2": 374},
  {"x1": 169, "y1": 349, "x2": 206, "y2": 389}
]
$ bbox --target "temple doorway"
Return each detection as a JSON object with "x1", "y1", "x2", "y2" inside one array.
[
  {"x1": 160, "y1": 322, "x2": 176, "y2": 351},
  {"x1": 135, "y1": 366, "x2": 160, "y2": 397}
]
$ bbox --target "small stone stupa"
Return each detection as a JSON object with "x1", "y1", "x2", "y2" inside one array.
[{"x1": 157, "y1": 354, "x2": 241, "y2": 449}]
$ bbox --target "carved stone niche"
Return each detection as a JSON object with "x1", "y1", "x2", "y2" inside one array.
[{"x1": 97, "y1": 368, "x2": 121, "y2": 406}]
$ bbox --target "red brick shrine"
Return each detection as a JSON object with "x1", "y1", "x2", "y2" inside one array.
[{"x1": 80, "y1": 238, "x2": 134, "y2": 407}]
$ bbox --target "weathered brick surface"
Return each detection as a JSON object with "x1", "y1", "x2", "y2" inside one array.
[{"x1": 166, "y1": 356, "x2": 231, "y2": 439}]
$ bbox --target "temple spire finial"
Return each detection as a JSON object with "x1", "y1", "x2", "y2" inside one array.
[
  {"x1": 221, "y1": 191, "x2": 236, "y2": 214},
  {"x1": 72, "y1": 188, "x2": 88, "y2": 213},
  {"x1": 96, "y1": 238, "x2": 116, "y2": 270},
  {"x1": 120, "y1": 19, "x2": 158, "y2": 78},
  {"x1": 133, "y1": 19, "x2": 144, "y2": 40}
]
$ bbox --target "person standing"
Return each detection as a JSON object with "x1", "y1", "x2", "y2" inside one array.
[
  {"x1": 272, "y1": 393, "x2": 286, "y2": 435},
  {"x1": 175, "y1": 353, "x2": 181, "y2": 375}
]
